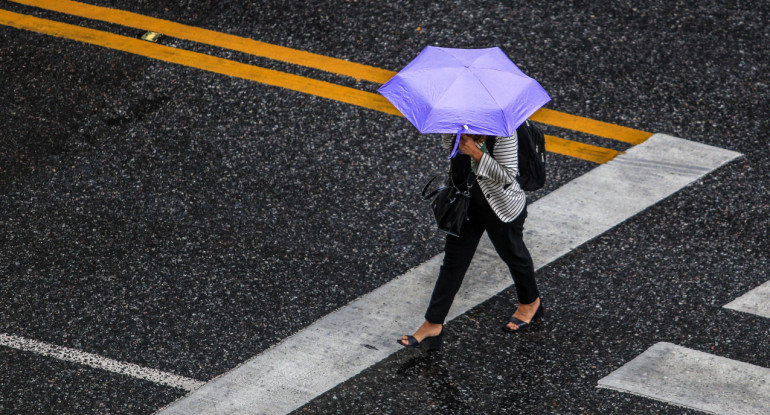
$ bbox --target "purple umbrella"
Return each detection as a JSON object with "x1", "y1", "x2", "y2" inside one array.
[{"x1": 378, "y1": 46, "x2": 550, "y2": 158}]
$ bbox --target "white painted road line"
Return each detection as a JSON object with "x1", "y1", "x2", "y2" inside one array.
[
  {"x1": 597, "y1": 342, "x2": 770, "y2": 415},
  {"x1": 156, "y1": 134, "x2": 741, "y2": 414},
  {"x1": 0, "y1": 332, "x2": 204, "y2": 391},
  {"x1": 724, "y1": 280, "x2": 770, "y2": 319}
]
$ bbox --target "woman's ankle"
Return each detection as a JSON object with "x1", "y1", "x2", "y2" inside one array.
[{"x1": 418, "y1": 321, "x2": 443, "y2": 334}]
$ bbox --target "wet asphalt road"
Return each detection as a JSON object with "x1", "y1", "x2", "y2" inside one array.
[{"x1": 1, "y1": 0, "x2": 768, "y2": 414}]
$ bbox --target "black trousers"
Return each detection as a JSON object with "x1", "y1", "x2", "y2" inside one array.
[{"x1": 425, "y1": 200, "x2": 539, "y2": 325}]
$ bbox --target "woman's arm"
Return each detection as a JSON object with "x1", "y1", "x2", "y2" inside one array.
[{"x1": 476, "y1": 133, "x2": 519, "y2": 186}]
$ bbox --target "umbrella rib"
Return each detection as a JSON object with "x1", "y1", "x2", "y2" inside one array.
[
  {"x1": 468, "y1": 69, "x2": 510, "y2": 135},
  {"x1": 421, "y1": 72, "x2": 470, "y2": 131},
  {"x1": 470, "y1": 66, "x2": 518, "y2": 73},
  {"x1": 435, "y1": 47, "x2": 467, "y2": 66}
]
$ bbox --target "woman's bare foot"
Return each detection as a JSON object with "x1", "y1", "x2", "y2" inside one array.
[
  {"x1": 400, "y1": 320, "x2": 443, "y2": 345},
  {"x1": 505, "y1": 297, "x2": 541, "y2": 331}
]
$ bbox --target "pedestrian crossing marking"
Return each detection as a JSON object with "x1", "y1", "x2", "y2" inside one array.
[
  {"x1": 0, "y1": 333, "x2": 204, "y2": 391},
  {"x1": 724, "y1": 280, "x2": 770, "y2": 319},
  {"x1": 598, "y1": 342, "x2": 770, "y2": 415}
]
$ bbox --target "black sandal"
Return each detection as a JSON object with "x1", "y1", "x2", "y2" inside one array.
[
  {"x1": 503, "y1": 304, "x2": 544, "y2": 333},
  {"x1": 398, "y1": 330, "x2": 444, "y2": 351}
]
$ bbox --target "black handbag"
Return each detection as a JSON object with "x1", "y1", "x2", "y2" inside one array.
[{"x1": 422, "y1": 155, "x2": 476, "y2": 237}]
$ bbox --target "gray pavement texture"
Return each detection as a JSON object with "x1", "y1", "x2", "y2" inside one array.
[{"x1": 0, "y1": 0, "x2": 768, "y2": 414}]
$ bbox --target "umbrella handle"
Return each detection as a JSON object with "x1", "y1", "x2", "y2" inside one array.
[{"x1": 448, "y1": 125, "x2": 469, "y2": 159}]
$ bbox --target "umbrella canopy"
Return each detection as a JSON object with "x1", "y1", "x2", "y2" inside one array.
[{"x1": 378, "y1": 46, "x2": 550, "y2": 156}]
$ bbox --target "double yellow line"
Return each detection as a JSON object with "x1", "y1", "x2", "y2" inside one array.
[{"x1": 2, "y1": 0, "x2": 652, "y2": 163}]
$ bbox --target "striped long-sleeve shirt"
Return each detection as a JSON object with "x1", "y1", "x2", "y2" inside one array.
[{"x1": 442, "y1": 130, "x2": 526, "y2": 222}]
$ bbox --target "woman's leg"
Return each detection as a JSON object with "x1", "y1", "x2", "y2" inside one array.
[
  {"x1": 423, "y1": 206, "x2": 486, "y2": 325},
  {"x1": 401, "y1": 207, "x2": 486, "y2": 345},
  {"x1": 482, "y1": 205, "x2": 540, "y2": 305}
]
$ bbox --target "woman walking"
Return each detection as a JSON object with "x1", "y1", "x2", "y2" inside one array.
[{"x1": 399, "y1": 129, "x2": 542, "y2": 351}]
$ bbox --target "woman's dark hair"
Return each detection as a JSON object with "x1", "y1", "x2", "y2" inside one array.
[{"x1": 468, "y1": 134, "x2": 489, "y2": 144}]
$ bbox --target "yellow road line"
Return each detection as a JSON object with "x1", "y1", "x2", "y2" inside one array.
[
  {"x1": 9, "y1": 0, "x2": 395, "y2": 84},
  {"x1": 544, "y1": 135, "x2": 620, "y2": 164},
  {"x1": 12, "y1": 0, "x2": 652, "y2": 147},
  {"x1": 0, "y1": 10, "x2": 401, "y2": 116},
  {"x1": 0, "y1": 9, "x2": 619, "y2": 163},
  {"x1": 532, "y1": 108, "x2": 651, "y2": 145}
]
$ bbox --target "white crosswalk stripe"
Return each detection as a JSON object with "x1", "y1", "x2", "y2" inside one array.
[
  {"x1": 724, "y1": 280, "x2": 770, "y2": 319},
  {"x1": 597, "y1": 342, "x2": 770, "y2": 415},
  {"x1": 0, "y1": 333, "x2": 204, "y2": 391},
  {"x1": 597, "y1": 279, "x2": 770, "y2": 413}
]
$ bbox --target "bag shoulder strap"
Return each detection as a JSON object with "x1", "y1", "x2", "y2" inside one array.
[{"x1": 422, "y1": 174, "x2": 448, "y2": 200}]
